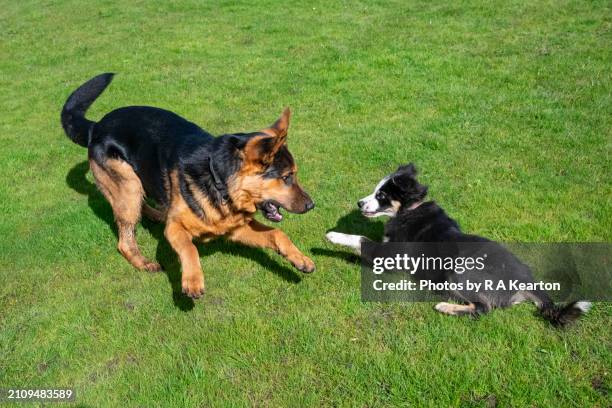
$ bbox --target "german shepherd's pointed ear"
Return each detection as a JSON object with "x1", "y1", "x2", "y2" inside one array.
[
  {"x1": 270, "y1": 107, "x2": 291, "y2": 138},
  {"x1": 262, "y1": 108, "x2": 290, "y2": 163},
  {"x1": 242, "y1": 108, "x2": 292, "y2": 167}
]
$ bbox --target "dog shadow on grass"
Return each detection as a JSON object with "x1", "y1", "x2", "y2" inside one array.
[
  {"x1": 66, "y1": 161, "x2": 301, "y2": 312},
  {"x1": 311, "y1": 209, "x2": 385, "y2": 264}
]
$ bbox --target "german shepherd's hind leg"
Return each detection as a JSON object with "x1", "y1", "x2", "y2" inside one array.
[
  {"x1": 89, "y1": 158, "x2": 162, "y2": 272},
  {"x1": 164, "y1": 221, "x2": 205, "y2": 298},
  {"x1": 229, "y1": 220, "x2": 315, "y2": 273}
]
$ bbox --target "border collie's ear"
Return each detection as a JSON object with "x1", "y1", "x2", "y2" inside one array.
[
  {"x1": 397, "y1": 163, "x2": 417, "y2": 175},
  {"x1": 392, "y1": 172, "x2": 428, "y2": 198},
  {"x1": 391, "y1": 172, "x2": 413, "y2": 188}
]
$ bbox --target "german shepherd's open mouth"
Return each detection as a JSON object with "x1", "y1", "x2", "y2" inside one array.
[{"x1": 259, "y1": 200, "x2": 284, "y2": 222}]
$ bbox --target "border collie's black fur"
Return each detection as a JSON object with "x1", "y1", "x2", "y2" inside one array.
[{"x1": 327, "y1": 164, "x2": 591, "y2": 326}]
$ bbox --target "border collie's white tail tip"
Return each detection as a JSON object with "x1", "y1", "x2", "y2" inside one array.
[
  {"x1": 540, "y1": 300, "x2": 592, "y2": 327},
  {"x1": 575, "y1": 301, "x2": 592, "y2": 313}
]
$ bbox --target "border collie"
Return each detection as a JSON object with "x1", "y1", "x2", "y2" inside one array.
[{"x1": 326, "y1": 164, "x2": 590, "y2": 326}]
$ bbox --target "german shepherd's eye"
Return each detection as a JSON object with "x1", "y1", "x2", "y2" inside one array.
[{"x1": 281, "y1": 173, "x2": 293, "y2": 184}]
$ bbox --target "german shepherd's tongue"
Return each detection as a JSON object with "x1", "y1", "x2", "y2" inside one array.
[{"x1": 261, "y1": 201, "x2": 283, "y2": 222}]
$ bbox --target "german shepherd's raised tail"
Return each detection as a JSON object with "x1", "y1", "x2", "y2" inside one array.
[{"x1": 62, "y1": 73, "x2": 315, "y2": 299}]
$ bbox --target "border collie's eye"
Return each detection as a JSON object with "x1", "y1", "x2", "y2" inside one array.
[{"x1": 376, "y1": 192, "x2": 385, "y2": 200}]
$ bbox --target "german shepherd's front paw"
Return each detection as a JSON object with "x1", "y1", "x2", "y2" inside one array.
[
  {"x1": 289, "y1": 253, "x2": 316, "y2": 273},
  {"x1": 182, "y1": 276, "x2": 205, "y2": 299}
]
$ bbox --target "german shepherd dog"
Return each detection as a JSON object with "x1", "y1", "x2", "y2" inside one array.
[
  {"x1": 327, "y1": 164, "x2": 591, "y2": 326},
  {"x1": 61, "y1": 74, "x2": 315, "y2": 299}
]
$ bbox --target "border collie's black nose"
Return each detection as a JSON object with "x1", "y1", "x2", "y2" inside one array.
[{"x1": 357, "y1": 200, "x2": 364, "y2": 209}]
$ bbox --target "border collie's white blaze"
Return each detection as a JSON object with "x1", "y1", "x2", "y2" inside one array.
[{"x1": 358, "y1": 176, "x2": 398, "y2": 217}]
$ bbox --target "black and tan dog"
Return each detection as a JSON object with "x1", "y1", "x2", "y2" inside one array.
[{"x1": 61, "y1": 73, "x2": 315, "y2": 298}]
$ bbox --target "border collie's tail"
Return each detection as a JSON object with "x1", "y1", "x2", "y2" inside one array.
[
  {"x1": 61, "y1": 73, "x2": 114, "y2": 147},
  {"x1": 534, "y1": 290, "x2": 591, "y2": 327}
]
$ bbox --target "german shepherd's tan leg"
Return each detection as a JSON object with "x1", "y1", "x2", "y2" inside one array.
[
  {"x1": 90, "y1": 158, "x2": 161, "y2": 272},
  {"x1": 229, "y1": 220, "x2": 315, "y2": 273},
  {"x1": 164, "y1": 221, "x2": 205, "y2": 298}
]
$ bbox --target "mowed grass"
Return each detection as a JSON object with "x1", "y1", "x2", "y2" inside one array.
[{"x1": 0, "y1": 0, "x2": 610, "y2": 406}]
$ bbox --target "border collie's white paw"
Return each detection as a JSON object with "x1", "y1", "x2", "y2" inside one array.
[
  {"x1": 434, "y1": 302, "x2": 455, "y2": 315},
  {"x1": 434, "y1": 302, "x2": 476, "y2": 316},
  {"x1": 326, "y1": 231, "x2": 347, "y2": 245},
  {"x1": 326, "y1": 232, "x2": 363, "y2": 249}
]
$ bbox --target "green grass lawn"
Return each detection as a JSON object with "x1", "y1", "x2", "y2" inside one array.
[{"x1": 1, "y1": 0, "x2": 610, "y2": 406}]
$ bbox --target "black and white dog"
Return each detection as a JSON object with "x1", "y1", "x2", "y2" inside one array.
[{"x1": 326, "y1": 164, "x2": 591, "y2": 326}]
